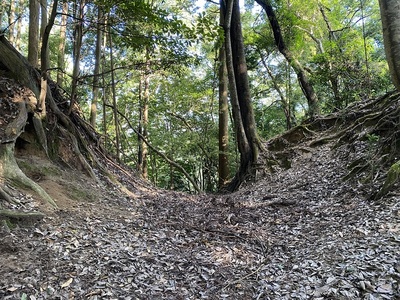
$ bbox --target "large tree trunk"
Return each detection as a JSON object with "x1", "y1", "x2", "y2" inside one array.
[
  {"x1": 379, "y1": 0, "x2": 400, "y2": 91},
  {"x1": 231, "y1": 0, "x2": 259, "y2": 153},
  {"x1": 28, "y1": 0, "x2": 40, "y2": 67},
  {"x1": 0, "y1": 77, "x2": 56, "y2": 207},
  {"x1": 222, "y1": 0, "x2": 259, "y2": 191},
  {"x1": 256, "y1": 0, "x2": 319, "y2": 117}
]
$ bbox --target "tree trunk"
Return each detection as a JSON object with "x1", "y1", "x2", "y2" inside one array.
[
  {"x1": 0, "y1": 77, "x2": 56, "y2": 207},
  {"x1": 28, "y1": 0, "x2": 40, "y2": 67},
  {"x1": 379, "y1": 0, "x2": 400, "y2": 91},
  {"x1": 222, "y1": 0, "x2": 251, "y2": 159},
  {"x1": 39, "y1": 0, "x2": 47, "y2": 43},
  {"x1": 218, "y1": 39, "x2": 230, "y2": 187},
  {"x1": 15, "y1": 0, "x2": 24, "y2": 51},
  {"x1": 318, "y1": 4, "x2": 342, "y2": 109},
  {"x1": 8, "y1": 0, "x2": 16, "y2": 45},
  {"x1": 108, "y1": 24, "x2": 121, "y2": 162},
  {"x1": 57, "y1": 1, "x2": 68, "y2": 86},
  {"x1": 138, "y1": 49, "x2": 150, "y2": 179},
  {"x1": 231, "y1": 0, "x2": 260, "y2": 153},
  {"x1": 0, "y1": 35, "x2": 98, "y2": 180},
  {"x1": 39, "y1": 0, "x2": 58, "y2": 116},
  {"x1": 256, "y1": 0, "x2": 319, "y2": 117},
  {"x1": 68, "y1": 0, "x2": 85, "y2": 114},
  {"x1": 222, "y1": 0, "x2": 259, "y2": 191},
  {"x1": 90, "y1": 6, "x2": 103, "y2": 128},
  {"x1": 0, "y1": 2, "x2": 6, "y2": 25},
  {"x1": 33, "y1": 0, "x2": 58, "y2": 157}
]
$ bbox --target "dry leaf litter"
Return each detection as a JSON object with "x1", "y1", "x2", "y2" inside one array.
[{"x1": 1, "y1": 127, "x2": 399, "y2": 300}]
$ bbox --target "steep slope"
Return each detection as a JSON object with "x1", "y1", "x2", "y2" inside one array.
[{"x1": 0, "y1": 93, "x2": 399, "y2": 299}]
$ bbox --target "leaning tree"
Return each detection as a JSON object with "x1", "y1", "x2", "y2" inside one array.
[{"x1": 0, "y1": 35, "x2": 131, "y2": 216}]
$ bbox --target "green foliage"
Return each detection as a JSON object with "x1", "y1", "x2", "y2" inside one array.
[
  {"x1": 254, "y1": 100, "x2": 288, "y2": 139},
  {"x1": 7, "y1": 0, "x2": 392, "y2": 192}
]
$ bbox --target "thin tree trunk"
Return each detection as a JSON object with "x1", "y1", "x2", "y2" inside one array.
[
  {"x1": 108, "y1": 25, "x2": 120, "y2": 162},
  {"x1": 218, "y1": 22, "x2": 230, "y2": 187},
  {"x1": 0, "y1": 2, "x2": 6, "y2": 24},
  {"x1": 101, "y1": 16, "x2": 108, "y2": 149},
  {"x1": 15, "y1": 0, "x2": 24, "y2": 51},
  {"x1": 8, "y1": 0, "x2": 16, "y2": 44},
  {"x1": 260, "y1": 54, "x2": 292, "y2": 129},
  {"x1": 140, "y1": 50, "x2": 150, "y2": 179},
  {"x1": 378, "y1": 0, "x2": 400, "y2": 91},
  {"x1": 68, "y1": 0, "x2": 84, "y2": 114},
  {"x1": 38, "y1": 0, "x2": 57, "y2": 116},
  {"x1": 28, "y1": 0, "x2": 40, "y2": 67},
  {"x1": 318, "y1": 5, "x2": 342, "y2": 108},
  {"x1": 114, "y1": 107, "x2": 201, "y2": 192},
  {"x1": 90, "y1": 6, "x2": 103, "y2": 127},
  {"x1": 40, "y1": 0, "x2": 47, "y2": 42},
  {"x1": 256, "y1": 0, "x2": 319, "y2": 117},
  {"x1": 57, "y1": 1, "x2": 68, "y2": 86},
  {"x1": 137, "y1": 79, "x2": 143, "y2": 170}
]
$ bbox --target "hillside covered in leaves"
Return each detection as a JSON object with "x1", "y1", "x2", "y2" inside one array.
[{"x1": 1, "y1": 89, "x2": 399, "y2": 299}]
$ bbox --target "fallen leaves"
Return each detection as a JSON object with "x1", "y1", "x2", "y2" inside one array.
[
  {"x1": 0, "y1": 137, "x2": 399, "y2": 299},
  {"x1": 60, "y1": 278, "x2": 73, "y2": 288}
]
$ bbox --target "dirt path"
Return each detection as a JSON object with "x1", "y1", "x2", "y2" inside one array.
[{"x1": 1, "y1": 140, "x2": 399, "y2": 299}]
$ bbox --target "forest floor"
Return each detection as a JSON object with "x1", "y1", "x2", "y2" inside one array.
[{"x1": 1, "y1": 109, "x2": 400, "y2": 299}]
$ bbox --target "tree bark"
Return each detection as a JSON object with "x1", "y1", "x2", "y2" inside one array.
[
  {"x1": 222, "y1": 0, "x2": 259, "y2": 191},
  {"x1": 138, "y1": 49, "x2": 150, "y2": 179},
  {"x1": 222, "y1": 0, "x2": 251, "y2": 160},
  {"x1": 256, "y1": 0, "x2": 319, "y2": 117},
  {"x1": 0, "y1": 2, "x2": 6, "y2": 26},
  {"x1": 0, "y1": 77, "x2": 56, "y2": 207},
  {"x1": 231, "y1": 0, "x2": 260, "y2": 153},
  {"x1": 0, "y1": 35, "x2": 98, "y2": 180},
  {"x1": 218, "y1": 39, "x2": 230, "y2": 187},
  {"x1": 39, "y1": 0, "x2": 48, "y2": 43},
  {"x1": 28, "y1": 0, "x2": 40, "y2": 67},
  {"x1": 0, "y1": 35, "x2": 41, "y2": 96},
  {"x1": 39, "y1": 0, "x2": 58, "y2": 116},
  {"x1": 8, "y1": 0, "x2": 16, "y2": 45},
  {"x1": 90, "y1": 6, "x2": 103, "y2": 128},
  {"x1": 57, "y1": 1, "x2": 68, "y2": 86},
  {"x1": 378, "y1": 0, "x2": 400, "y2": 91},
  {"x1": 68, "y1": 0, "x2": 85, "y2": 114},
  {"x1": 15, "y1": 0, "x2": 24, "y2": 51},
  {"x1": 108, "y1": 24, "x2": 121, "y2": 162}
]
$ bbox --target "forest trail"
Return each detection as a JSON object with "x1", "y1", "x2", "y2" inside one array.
[{"x1": 1, "y1": 98, "x2": 400, "y2": 299}]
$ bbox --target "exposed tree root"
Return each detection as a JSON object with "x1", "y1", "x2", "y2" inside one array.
[
  {"x1": 257, "y1": 91, "x2": 400, "y2": 199},
  {"x1": 0, "y1": 209, "x2": 45, "y2": 227},
  {"x1": 0, "y1": 143, "x2": 57, "y2": 208}
]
